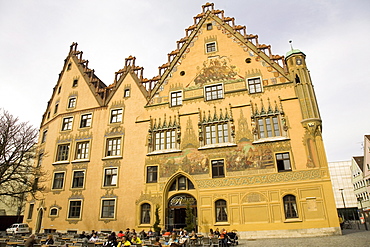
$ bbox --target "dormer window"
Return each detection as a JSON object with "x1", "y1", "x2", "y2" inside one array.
[{"x1": 206, "y1": 42, "x2": 217, "y2": 53}]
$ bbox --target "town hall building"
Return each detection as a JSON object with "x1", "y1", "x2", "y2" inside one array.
[{"x1": 25, "y1": 2, "x2": 340, "y2": 238}]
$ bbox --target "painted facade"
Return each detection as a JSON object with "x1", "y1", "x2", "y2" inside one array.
[{"x1": 25, "y1": 3, "x2": 340, "y2": 238}]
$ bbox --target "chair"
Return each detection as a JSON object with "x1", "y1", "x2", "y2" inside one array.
[
  {"x1": 210, "y1": 238, "x2": 219, "y2": 247},
  {"x1": 202, "y1": 238, "x2": 210, "y2": 247}
]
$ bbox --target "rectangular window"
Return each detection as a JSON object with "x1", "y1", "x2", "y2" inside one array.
[
  {"x1": 204, "y1": 123, "x2": 229, "y2": 145},
  {"x1": 104, "y1": 168, "x2": 118, "y2": 187},
  {"x1": 68, "y1": 200, "x2": 82, "y2": 218},
  {"x1": 171, "y1": 91, "x2": 182, "y2": 106},
  {"x1": 41, "y1": 130, "x2": 47, "y2": 143},
  {"x1": 68, "y1": 97, "x2": 76, "y2": 108},
  {"x1": 146, "y1": 166, "x2": 158, "y2": 183},
  {"x1": 27, "y1": 204, "x2": 34, "y2": 219},
  {"x1": 124, "y1": 89, "x2": 130, "y2": 97},
  {"x1": 72, "y1": 170, "x2": 85, "y2": 188},
  {"x1": 248, "y1": 78, "x2": 262, "y2": 93},
  {"x1": 206, "y1": 42, "x2": 216, "y2": 53},
  {"x1": 52, "y1": 172, "x2": 65, "y2": 189},
  {"x1": 62, "y1": 117, "x2": 73, "y2": 131},
  {"x1": 101, "y1": 199, "x2": 115, "y2": 218},
  {"x1": 256, "y1": 116, "x2": 281, "y2": 139},
  {"x1": 276, "y1": 153, "x2": 292, "y2": 172},
  {"x1": 54, "y1": 103, "x2": 59, "y2": 114},
  {"x1": 110, "y1": 109, "x2": 123, "y2": 123},
  {"x1": 211, "y1": 159, "x2": 225, "y2": 178},
  {"x1": 205, "y1": 84, "x2": 223, "y2": 101},
  {"x1": 106, "y1": 137, "x2": 121, "y2": 156},
  {"x1": 284, "y1": 195, "x2": 298, "y2": 218},
  {"x1": 206, "y1": 23, "x2": 213, "y2": 30},
  {"x1": 154, "y1": 130, "x2": 176, "y2": 151},
  {"x1": 56, "y1": 144, "x2": 70, "y2": 161},
  {"x1": 73, "y1": 79, "x2": 78, "y2": 87},
  {"x1": 75, "y1": 141, "x2": 90, "y2": 160},
  {"x1": 80, "y1": 113, "x2": 92, "y2": 128}
]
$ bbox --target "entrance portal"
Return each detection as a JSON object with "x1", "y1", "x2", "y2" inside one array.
[{"x1": 167, "y1": 194, "x2": 197, "y2": 231}]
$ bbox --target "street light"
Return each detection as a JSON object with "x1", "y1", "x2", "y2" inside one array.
[{"x1": 357, "y1": 197, "x2": 368, "y2": 231}]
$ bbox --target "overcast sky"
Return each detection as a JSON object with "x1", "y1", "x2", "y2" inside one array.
[{"x1": 1, "y1": 0, "x2": 369, "y2": 162}]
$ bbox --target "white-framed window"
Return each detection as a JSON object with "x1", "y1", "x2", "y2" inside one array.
[
  {"x1": 110, "y1": 108, "x2": 123, "y2": 123},
  {"x1": 146, "y1": 166, "x2": 158, "y2": 183},
  {"x1": 276, "y1": 152, "x2": 292, "y2": 172},
  {"x1": 205, "y1": 84, "x2": 223, "y2": 101},
  {"x1": 71, "y1": 170, "x2": 85, "y2": 189},
  {"x1": 124, "y1": 89, "x2": 130, "y2": 98},
  {"x1": 103, "y1": 168, "x2": 118, "y2": 187},
  {"x1": 80, "y1": 113, "x2": 92, "y2": 128},
  {"x1": 68, "y1": 200, "x2": 82, "y2": 219},
  {"x1": 101, "y1": 199, "x2": 116, "y2": 219},
  {"x1": 206, "y1": 41, "x2": 217, "y2": 53},
  {"x1": 170, "y1": 91, "x2": 182, "y2": 107},
  {"x1": 204, "y1": 123, "x2": 229, "y2": 145},
  {"x1": 106, "y1": 137, "x2": 121, "y2": 157},
  {"x1": 52, "y1": 172, "x2": 65, "y2": 190},
  {"x1": 56, "y1": 143, "x2": 70, "y2": 161},
  {"x1": 50, "y1": 207, "x2": 58, "y2": 216},
  {"x1": 62, "y1": 117, "x2": 73, "y2": 131},
  {"x1": 257, "y1": 116, "x2": 281, "y2": 139},
  {"x1": 247, "y1": 77, "x2": 262, "y2": 93},
  {"x1": 68, "y1": 97, "x2": 77, "y2": 108},
  {"x1": 154, "y1": 129, "x2": 176, "y2": 151},
  {"x1": 75, "y1": 141, "x2": 90, "y2": 160}
]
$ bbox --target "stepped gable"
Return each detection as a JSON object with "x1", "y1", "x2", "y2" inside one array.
[{"x1": 147, "y1": 2, "x2": 289, "y2": 103}]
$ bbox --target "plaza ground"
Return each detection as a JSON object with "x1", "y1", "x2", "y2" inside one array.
[{"x1": 239, "y1": 228, "x2": 370, "y2": 247}]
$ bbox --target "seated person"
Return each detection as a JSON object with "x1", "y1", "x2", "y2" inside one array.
[
  {"x1": 189, "y1": 231, "x2": 197, "y2": 239},
  {"x1": 45, "y1": 235, "x2": 54, "y2": 245},
  {"x1": 117, "y1": 231, "x2": 124, "y2": 239},
  {"x1": 167, "y1": 233, "x2": 179, "y2": 245},
  {"x1": 131, "y1": 234, "x2": 142, "y2": 244},
  {"x1": 153, "y1": 237, "x2": 162, "y2": 247},
  {"x1": 118, "y1": 236, "x2": 131, "y2": 247},
  {"x1": 79, "y1": 231, "x2": 87, "y2": 239},
  {"x1": 89, "y1": 233, "x2": 99, "y2": 242}
]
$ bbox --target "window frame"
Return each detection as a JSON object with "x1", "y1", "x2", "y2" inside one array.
[
  {"x1": 206, "y1": 41, "x2": 217, "y2": 53},
  {"x1": 72, "y1": 79, "x2": 78, "y2": 87},
  {"x1": 68, "y1": 200, "x2": 82, "y2": 219},
  {"x1": 61, "y1": 117, "x2": 73, "y2": 131},
  {"x1": 68, "y1": 97, "x2": 77, "y2": 109},
  {"x1": 256, "y1": 115, "x2": 281, "y2": 139},
  {"x1": 101, "y1": 198, "x2": 116, "y2": 219},
  {"x1": 146, "y1": 166, "x2": 158, "y2": 183},
  {"x1": 170, "y1": 91, "x2": 183, "y2": 107},
  {"x1": 276, "y1": 152, "x2": 292, "y2": 172},
  {"x1": 247, "y1": 77, "x2": 263, "y2": 94},
  {"x1": 54, "y1": 103, "x2": 59, "y2": 114},
  {"x1": 215, "y1": 199, "x2": 228, "y2": 222},
  {"x1": 204, "y1": 122, "x2": 229, "y2": 145},
  {"x1": 75, "y1": 141, "x2": 90, "y2": 160},
  {"x1": 124, "y1": 89, "x2": 130, "y2": 98},
  {"x1": 103, "y1": 167, "x2": 118, "y2": 187},
  {"x1": 71, "y1": 170, "x2": 85, "y2": 189},
  {"x1": 204, "y1": 83, "x2": 223, "y2": 101},
  {"x1": 140, "y1": 203, "x2": 151, "y2": 224},
  {"x1": 50, "y1": 207, "x2": 58, "y2": 216},
  {"x1": 283, "y1": 194, "x2": 299, "y2": 219},
  {"x1": 153, "y1": 129, "x2": 176, "y2": 151},
  {"x1": 211, "y1": 159, "x2": 225, "y2": 178},
  {"x1": 41, "y1": 129, "x2": 47, "y2": 143},
  {"x1": 27, "y1": 204, "x2": 34, "y2": 220},
  {"x1": 80, "y1": 113, "x2": 92, "y2": 128},
  {"x1": 110, "y1": 108, "x2": 123, "y2": 124},
  {"x1": 105, "y1": 137, "x2": 122, "y2": 157},
  {"x1": 55, "y1": 143, "x2": 70, "y2": 162},
  {"x1": 52, "y1": 172, "x2": 65, "y2": 190}
]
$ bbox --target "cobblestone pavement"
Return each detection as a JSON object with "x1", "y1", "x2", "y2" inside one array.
[{"x1": 238, "y1": 229, "x2": 370, "y2": 247}]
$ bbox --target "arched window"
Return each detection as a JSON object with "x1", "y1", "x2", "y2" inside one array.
[
  {"x1": 141, "y1": 203, "x2": 151, "y2": 224},
  {"x1": 283, "y1": 195, "x2": 298, "y2": 218},
  {"x1": 50, "y1": 208, "x2": 58, "y2": 216},
  {"x1": 215, "y1": 199, "x2": 228, "y2": 222},
  {"x1": 169, "y1": 176, "x2": 194, "y2": 191}
]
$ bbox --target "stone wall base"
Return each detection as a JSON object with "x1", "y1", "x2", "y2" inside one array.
[{"x1": 238, "y1": 227, "x2": 342, "y2": 239}]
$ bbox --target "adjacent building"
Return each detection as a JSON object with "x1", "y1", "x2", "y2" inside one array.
[{"x1": 25, "y1": 3, "x2": 340, "y2": 238}]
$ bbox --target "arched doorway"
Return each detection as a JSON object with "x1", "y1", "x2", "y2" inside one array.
[
  {"x1": 35, "y1": 208, "x2": 44, "y2": 233},
  {"x1": 167, "y1": 194, "x2": 197, "y2": 232}
]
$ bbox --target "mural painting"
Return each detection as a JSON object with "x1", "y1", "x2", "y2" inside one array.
[{"x1": 188, "y1": 56, "x2": 244, "y2": 87}]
